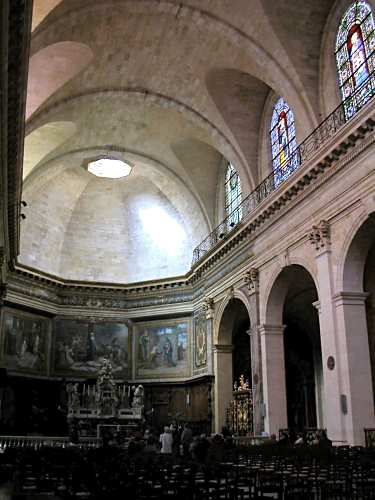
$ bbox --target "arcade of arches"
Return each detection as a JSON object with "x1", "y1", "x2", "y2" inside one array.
[{"x1": 1, "y1": 0, "x2": 375, "y2": 446}]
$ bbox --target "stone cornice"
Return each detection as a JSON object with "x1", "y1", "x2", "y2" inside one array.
[{"x1": 190, "y1": 113, "x2": 375, "y2": 281}]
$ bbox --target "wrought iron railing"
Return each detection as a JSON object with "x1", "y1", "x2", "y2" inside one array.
[{"x1": 192, "y1": 74, "x2": 375, "y2": 265}]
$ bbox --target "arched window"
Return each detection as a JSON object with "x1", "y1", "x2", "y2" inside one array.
[
  {"x1": 225, "y1": 163, "x2": 242, "y2": 226},
  {"x1": 270, "y1": 97, "x2": 299, "y2": 186},
  {"x1": 335, "y1": 1, "x2": 375, "y2": 118}
]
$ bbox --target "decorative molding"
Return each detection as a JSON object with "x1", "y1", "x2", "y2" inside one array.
[
  {"x1": 202, "y1": 297, "x2": 214, "y2": 320},
  {"x1": 243, "y1": 267, "x2": 259, "y2": 294},
  {"x1": 308, "y1": 220, "x2": 331, "y2": 251},
  {"x1": 191, "y1": 116, "x2": 375, "y2": 280}
]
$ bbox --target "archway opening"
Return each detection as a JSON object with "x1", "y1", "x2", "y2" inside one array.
[
  {"x1": 267, "y1": 265, "x2": 322, "y2": 432},
  {"x1": 214, "y1": 298, "x2": 251, "y2": 432},
  {"x1": 365, "y1": 239, "x2": 375, "y2": 408},
  {"x1": 283, "y1": 267, "x2": 321, "y2": 430},
  {"x1": 344, "y1": 214, "x2": 375, "y2": 410}
]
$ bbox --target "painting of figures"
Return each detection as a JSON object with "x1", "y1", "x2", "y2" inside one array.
[
  {"x1": 54, "y1": 320, "x2": 129, "y2": 377},
  {"x1": 135, "y1": 319, "x2": 190, "y2": 378},
  {"x1": 194, "y1": 313, "x2": 207, "y2": 368},
  {"x1": 0, "y1": 308, "x2": 49, "y2": 374}
]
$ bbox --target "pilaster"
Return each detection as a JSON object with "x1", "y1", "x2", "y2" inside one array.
[
  {"x1": 309, "y1": 220, "x2": 344, "y2": 442},
  {"x1": 333, "y1": 291, "x2": 375, "y2": 444},
  {"x1": 259, "y1": 324, "x2": 287, "y2": 436},
  {"x1": 213, "y1": 344, "x2": 234, "y2": 433},
  {"x1": 243, "y1": 267, "x2": 263, "y2": 435}
]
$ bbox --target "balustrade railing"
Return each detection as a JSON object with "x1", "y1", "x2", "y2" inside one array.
[
  {"x1": 192, "y1": 74, "x2": 375, "y2": 265},
  {"x1": 0, "y1": 435, "x2": 99, "y2": 450}
]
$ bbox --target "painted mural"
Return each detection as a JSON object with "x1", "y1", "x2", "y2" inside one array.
[
  {"x1": 54, "y1": 320, "x2": 129, "y2": 377},
  {"x1": 0, "y1": 308, "x2": 49, "y2": 374},
  {"x1": 194, "y1": 313, "x2": 207, "y2": 368},
  {"x1": 135, "y1": 319, "x2": 190, "y2": 378}
]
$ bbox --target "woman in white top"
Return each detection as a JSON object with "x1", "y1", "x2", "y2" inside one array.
[{"x1": 160, "y1": 426, "x2": 173, "y2": 454}]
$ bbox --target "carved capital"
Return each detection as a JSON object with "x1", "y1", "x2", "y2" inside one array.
[
  {"x1": 244, "y1": 267, "x2": 259, "y2": 294},
  {"x1": 202, "y1": 297, "x2": 214, "y2": 319},
  {"x1": 309, "y1": 220, "x2": 330, "y2": 251}
]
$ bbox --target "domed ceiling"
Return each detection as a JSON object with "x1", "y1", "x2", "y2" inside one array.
[{"x1": 20, "y1": 0, "x2": 336, "y2": 284}]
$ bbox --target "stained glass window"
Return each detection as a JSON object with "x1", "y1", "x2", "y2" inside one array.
[
  {"x1": 270, "y1": 97, "x2": 300, "y2": 186},
  {"x1": 225, "y1": 163, "x2": 242, "y2": 226},
  {"x1": 335, "y1": 1, "x2": 375, "y2": 119}
]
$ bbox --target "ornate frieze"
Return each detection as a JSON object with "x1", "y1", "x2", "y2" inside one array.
[
  {"x1": 308, "y1": 220, "x2": 331, "y2": 251},
  {"x1": 243, "y1": 267, "x2": 259, "y2": 294}
]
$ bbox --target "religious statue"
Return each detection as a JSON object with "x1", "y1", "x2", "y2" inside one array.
[{"x1": 132, "y1": 385, "x2": 144, "y2": 408}]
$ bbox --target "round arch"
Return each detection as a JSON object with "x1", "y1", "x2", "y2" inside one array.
[
  {"x1": 263, "y1": 262, "x2": 318, "y2": 325},
  {"x1": 214, "y1": 288, "x2": 251, "y2": 345},
  {"x1": 341, "y1": 213, "x2": 375, "y2": 292}
]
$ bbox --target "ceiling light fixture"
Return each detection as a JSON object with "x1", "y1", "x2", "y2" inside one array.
[{"x1": 87, "y1": 158, "x2": 132, "y2": 179}]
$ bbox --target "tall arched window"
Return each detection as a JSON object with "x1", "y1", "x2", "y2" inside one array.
[
  {"x1": 335, "y1": 1, "x2": 375, "y2": 118},
  {"x1": 225, "y1": 163, "x2": 242, "y2": 226},
  {"x1": 270, "y1": 97, "x2": 299, "y2": 186}
]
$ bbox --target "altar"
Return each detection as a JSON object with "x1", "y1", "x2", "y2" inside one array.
[{"x1": 66, "y1": 358, "x2": 144, "y2": 440}]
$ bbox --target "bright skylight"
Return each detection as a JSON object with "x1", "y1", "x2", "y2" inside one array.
[
  {"x1": 88, "y1": 158, "x2": 132, "y2": 179},
  {"x1": 139, "y1": 206, "x2": 187, "y2": 257}
]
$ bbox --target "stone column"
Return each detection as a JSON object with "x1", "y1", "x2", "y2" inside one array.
[
  {"x1": 213, "y1": 344, "x2": 233, "y2": 433},
  {"x1": 333, "y1": 291, "x2": 375, "y2": 445},
  {"x1": 244, "y1": 268, "x2": 263, "y2": 435},
  {"x1": 259, "y1": 324, "x2": 287, "y2": 436},
  {"x1": 309, "y1": 220, "x2": 344, "y2": 442}
]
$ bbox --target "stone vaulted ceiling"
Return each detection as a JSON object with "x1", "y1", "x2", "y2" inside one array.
[{"x1": 20, "y1": 0, "x2": 336, "y2": 284}]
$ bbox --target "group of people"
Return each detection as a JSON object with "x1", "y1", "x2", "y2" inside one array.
[{"x1": 125, "y1": 424, "x2": 235, "y2": 464}]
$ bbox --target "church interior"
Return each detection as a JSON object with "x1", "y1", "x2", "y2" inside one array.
[{"x1": 1, "y1": 0, "x2": 375, "y2": 497}]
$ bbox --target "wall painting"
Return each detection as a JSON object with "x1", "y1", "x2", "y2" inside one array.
[
  {"x1": 135, "y1": 319, "x2": 191, "y2": 378},
  {"x1": 0, "y1": 307, "x2": 50, "y2": 374},
  {"x1": 53, "y1": 319, "x2": 129, "y2": 377}
]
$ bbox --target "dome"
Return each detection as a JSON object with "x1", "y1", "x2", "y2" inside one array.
[{"x1": 19, "y1": 156, "x2": 208, "y2": 283}]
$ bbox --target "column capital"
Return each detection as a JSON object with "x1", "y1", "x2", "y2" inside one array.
[
  {"x1": 243, "y1": 267, "x2": 259, "y2": 295},
  {"x1": 213, "y1": 344, "x2": 233, "y2": 354},
  {"x1": 312, "y1": 300, "x2": 321, "y2": 312},
  {"x1": 333, "y1": 291, "x2": 370, "y2": 306},
  {"x1": 202, "y1": 297, "x2": 215, "y2": 319},
  {"x1": 308, "y1": 220, "x2": 331, "y2": 253},
  {"x1": 259, "y1": 324, "x2": 285, "y2": 336},
  {"x1": 246, "y1": 325, "x2": 259, "y2": 337}
]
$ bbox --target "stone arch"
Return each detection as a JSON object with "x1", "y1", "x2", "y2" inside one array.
[
  {"x1": 26, "y1": 41, "x2": 93, "y2": 119},
  {"x1": 205, "y1": 67, "x2": 271, "y2": 189},
  {"x1": 263, "y1": 261, "x2": 318, "y2": 325},
  {"x1": 341, "y1": 213, "x2": 375, "y2": 292},
  {"x1": 214, "y1": 288, "x2": 251, "y2": 345},
  {"x1": 213, "y1": 293, "x2": 252, "y2": 432},
  {"x1": 30, "y1": 0, "x2": 317, "y2": 136},
  {"x1": 263, "y1": 263, "x2": 322, "y2": 431},
  {"x1": 26, "y1": 88, "x2": 251, "y2": 193}
]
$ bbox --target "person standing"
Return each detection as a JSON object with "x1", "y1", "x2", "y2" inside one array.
[
  {"x1": 160, "y1": 426, "x2": 173, "y2": 454},
  {"x1": 181, "y1": 423, "x2": 193, "y2": 457}
]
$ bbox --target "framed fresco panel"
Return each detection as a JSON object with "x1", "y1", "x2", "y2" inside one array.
[
  {"x1": 0, "y1": 307, "x2": 50, "y2": 375},
  {"x1": 53, "y1": 319, "x2": 130, "y2": 378},
  {"x1": 135, "y1": 319, "x2": 191, "y2": 379},
  {"x1": 194, "y1": 313, "x2": 207, "y2": 369}
]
